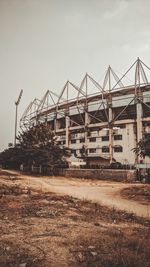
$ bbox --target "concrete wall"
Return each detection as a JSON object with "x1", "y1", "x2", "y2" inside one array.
[
  {"x1": 113, "y1": 123, "x2": 136, "y2": 164},
  {"x1": 64, "y1": 168, "x2": 136, "y2": 182}
]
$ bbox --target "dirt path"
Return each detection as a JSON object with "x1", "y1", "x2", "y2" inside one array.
[{"x1": 4, "y1": 170, "x2": 150, "y2": 218}]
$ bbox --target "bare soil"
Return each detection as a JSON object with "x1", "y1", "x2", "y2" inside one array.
[{"x1": 0, "y1": 169, "x2": 150, "y2": 267}]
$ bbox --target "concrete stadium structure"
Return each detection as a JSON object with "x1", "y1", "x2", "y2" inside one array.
[{"x1": 20, "y1": 58, "x2": 150, "y2": 166}]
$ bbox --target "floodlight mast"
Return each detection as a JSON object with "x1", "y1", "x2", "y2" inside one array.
[{"x1": 14, "y1": 89, "x2": 23, "y2": 146}]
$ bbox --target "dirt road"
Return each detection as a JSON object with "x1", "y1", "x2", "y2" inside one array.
[{"x1": 5, "y1": 170, "x2": 150, "y2": 218}]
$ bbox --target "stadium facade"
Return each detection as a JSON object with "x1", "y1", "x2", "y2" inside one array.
[{"x1": 20, "y1": 58, "x2": 150, "y2": 166}]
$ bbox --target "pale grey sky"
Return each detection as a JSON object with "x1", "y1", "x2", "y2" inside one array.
[{"x1": 0, "y1": 0, "x2": 150, "y2": 151}]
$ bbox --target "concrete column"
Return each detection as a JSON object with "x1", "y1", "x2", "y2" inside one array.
[
  {"x1": 136, "y1": 101, "x2": 143, "y2": 142},
  {"x1": 54, "y1": 114, "x2": 60, "y2": 134},
  {"x1": 136, "y1": 92, "x2": 143, "y2": 163},
  {"x1": 108, "y1": 96, "x2": 113, "y2": 164},
  {"x1": 85, "y1": 108, "x2": 90, "y2": 149},
  {"x1": 65, "y1": 116, "x2": 70, "y2": 147}
]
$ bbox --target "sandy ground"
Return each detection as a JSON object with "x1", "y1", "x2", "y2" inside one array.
[
  {"x1": 5, "y1": 169, "x2": 150, "y2": 218},
  {"x1": 0, "y1": 169, "x2": 150, "y2": 267}
]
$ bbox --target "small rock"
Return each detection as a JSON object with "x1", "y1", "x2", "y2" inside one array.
[
  {"x1": 19, "y1": 263, "x2": 27, "y2": 267},
  {"x1": 90, "y1": 251, "x2": 98, "y2": 256},
  {"x1": 88, "y1": 246, "x2": 95, "y2": 250},
  {"x1": 22, "y1": 190, "x2": 28, "y2": 194},
  {"x1": 78, "y1": 252, "x2": 85, "y2": 262},
  {"x1": 70, "y1": 207, "x2": 77, "y2": 211},
  {"x1": 40, "y1": 199, "x2": 50, "y2": 205},
  {"x1": 10, "y1": 176, "x2": 16, "y2": 180},
  {"x1": 94, "y1": 222, "x2": 100, "y2": 226},
  {"x1": 63, "y1": 203, "x2": 68, "y2": 207},
  {"x1": 50, "y1": 200, "x2": 56, "y2": 204},
  {"x1": 113, "y1": 220, "x2": 116, "y2": 224},
  {"x1": 5, "y1": 246, "x2": 10, "y2": 251}
]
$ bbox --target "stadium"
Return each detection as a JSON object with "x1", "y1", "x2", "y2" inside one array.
[{"x1": 20, "y1": 58, "x2": 150, "y2": 167}]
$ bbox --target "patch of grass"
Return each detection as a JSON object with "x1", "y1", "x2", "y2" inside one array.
[
  {"x1": 72, "y1": 227, "x2": 150, "y2": 267},
  {"x1": 121, "y1": 185, "x2": 150, "y2": 203}
]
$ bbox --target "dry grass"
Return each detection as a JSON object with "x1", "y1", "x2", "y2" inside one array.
[
  {"x1": 0, "y1": 173, "x2": 150, "y2": 267},
  {"x1": 121, "y1": 185, "x2": 150, "y2": 205}
]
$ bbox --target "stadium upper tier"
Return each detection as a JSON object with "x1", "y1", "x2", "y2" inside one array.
[{"x1": 20, "y1": 58, "x2": 150, "y2": 130}]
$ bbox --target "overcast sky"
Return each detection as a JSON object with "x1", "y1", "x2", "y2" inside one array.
[{"x1": 0, "y1": 0, "x2": 150, "y2": 151}]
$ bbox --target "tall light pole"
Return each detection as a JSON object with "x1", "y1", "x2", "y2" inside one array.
[{"x1": 14, "y1": 89, "x2": 23, "y2": 146}]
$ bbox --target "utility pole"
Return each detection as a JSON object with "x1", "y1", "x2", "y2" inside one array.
[{"x1": 14, "y1": 89, "x2": 23, "y2": 146}]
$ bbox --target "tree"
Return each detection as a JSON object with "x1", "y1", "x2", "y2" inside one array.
[
  {"x1": 80, "y1": 145, "x2": 88, "y2": 158},
  {"x1": 133, "y1": 134, "x2": 150, "y2": 158},
  {"x1": 0, "y1": 124, "x2": 70, "y2": 171},
  {"x1": 17, "y1": 124, "x2": 55, "y2": 148},
  {"x1": 0, "y1": 145, "x2": 25, "y2": 169},
  {"x1": 8, "y1": 143, "x2": 13, "y2": 148}
]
